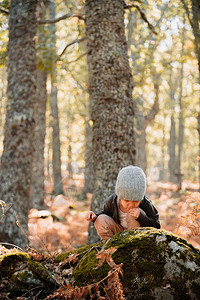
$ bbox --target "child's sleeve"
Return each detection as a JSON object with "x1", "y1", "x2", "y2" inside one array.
[
  {"x1": 94, "y1": 194, "x2": 115, "y2": 219},
  {"x1": 136, "y1": 198, "x2": 160, "y2": 229}
]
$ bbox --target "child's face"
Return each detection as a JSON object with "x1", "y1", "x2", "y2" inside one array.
[{"x1": 119, "y1": 199, "x2": 141, "y2": 211}]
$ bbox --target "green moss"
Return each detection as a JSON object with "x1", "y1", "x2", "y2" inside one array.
[
  {"x1": 27, "y1": 260, "x2": 53, "y2": 284},
  {"x1": 0, "y1": 252, "x2": 31, "y2": 276},
  {"x1": 8, "y1": 270, "x2": 41, "y2": 294},
  {"x1": 72, "y1": 228, "x2": 200, "y2": 299},
  {"x1": 54, "y1": 250, "x2": 74, "y2": 263},
  {"x1": 54, "y1": 242, "x2": 103, "y2": 262},
  {"x1": 0, "y1": 252, "x2": 30, "y2": 264},
  {"x1": 105, "y1": 228, "x2": 168, "y2": 287},
  {"x1": 73, "y1": 247, "x2": 110, "y2": 286}
]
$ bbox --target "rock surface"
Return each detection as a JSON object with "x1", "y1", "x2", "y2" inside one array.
[
  {"x1": 73, "y1": 228, "x2": 200, "y2": 300},
  {"x1": 1, "y1": 228, "x2": 200, "y2": 299}
]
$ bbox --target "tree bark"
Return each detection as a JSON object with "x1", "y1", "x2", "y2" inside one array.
[
  {"x1": 66, "y1": 121, "x2": 73, "y2": 180},
  {"x1": 82, "y1": 97, "x2": 94, "y2": 198},
  {"x1": 82, "y1": 117, "x2": 94, "y2": 197},
  {"x1": 135, "y1": 76, "x2": 159, "y2": 172},
  {"x1": 135, "y1": 96, "x2": 147, "y2": 172},
  {"x1": 85, "y1": 0, "x2": 135, "y2": 243},
  {"x1": 177, "y1": 18, "x2": 185, "y2": 190},
  {"x1": 0, "y1": 0, "x2": 37, "y2": 248},
  {"x1": 160, "y1": 116, "x2": 167, "y2": 181},
  {"x1": 31, "y1": 1, "x2": 48, "y2": 209},
  {"x1": 168, "y1": 72, "x2": 176, "y2": 183},
  {"x1": 50, "y1": 80, "x2": 64, "y2": 195},
  {"x1": 49, "y1": 0, "x2": 64, "y2": 195},
  {"x1": 31, "y1": 69, "x2": 47, "y2": 208},
  {"x1": 168, "y1": 114, "x2": 176, "y2": 183},
  {"x1": 182, "y1": 0, "x2": 200, "y2": 189}
]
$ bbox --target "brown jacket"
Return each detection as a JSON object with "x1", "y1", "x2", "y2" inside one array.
[{"x1": 96, "y1": 193, "x2": 160, "y2": 229}]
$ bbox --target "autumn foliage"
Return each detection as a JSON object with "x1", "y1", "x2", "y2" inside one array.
[
  {"x1": 45, "y1": 247, "x2": 124, "y2": 300},
  {"x1": 176, "y1": 192, "x2": 200, "y2": 237}
]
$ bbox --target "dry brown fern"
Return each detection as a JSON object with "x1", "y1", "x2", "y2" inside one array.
[
  {"x1": 176, "y1": 192, "x2": 200, "y2": 237},
  {"x1": 45, "y1": 247, "x2": 125, "y2": 299}
]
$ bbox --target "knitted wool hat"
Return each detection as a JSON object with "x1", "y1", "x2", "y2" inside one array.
[{"x1": 115, "y1": 166, "x2": 146, "y2": 201}]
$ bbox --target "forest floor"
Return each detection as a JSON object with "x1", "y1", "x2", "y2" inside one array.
[
  {"x1": 0, "y1": 176, "x2": 199, "y2": 299},
  {"x1": 26, "y1": 175, "x2": 200, "y2": 254}
]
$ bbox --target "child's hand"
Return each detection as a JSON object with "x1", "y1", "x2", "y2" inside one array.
[
  {"x1": 85, "y1": 211, "x2": 97, "y2": 222},
  {"x1": 128, "y1": 208, "x2": 140, "y2": 219}
]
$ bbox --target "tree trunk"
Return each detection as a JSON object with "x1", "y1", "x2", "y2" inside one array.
[
  {"x1": 82, "y1": 98, "x2": 94, "y2": 199},
  {"x1": 31, "y1": 1, "x2": 48, "y2": 209},
  {"x1": 135, "y1": 75, "x2": 159, "y2": 172},
  {"x1": 85, "y1": 0, "x2": 135, "y2": 243},
  {"x1": 50, "y1": 80, "x2": 63, "y2": 195},
  {"x1": 0, "y1": 0, "x2": 37, "y2": 248},
  {"x1": 160, "y1": 121, "x2": 167, "y2": 181},
  {"x1": 168, "y1": 66, "x2": 177, "y2": 183},
  {"x1": 67, "y1": 132, "x2": 73, "y2": 180},
  {"x1": 49, "y1": 0, "x2": 63, "y2": 195},
  {"x1": 31, "y1": 70, "x2": 47, "y2": 208},
  {"x1": 168, "y1": 114, "x2": 176, "y2": 183},
  {"x1": 82, "y1": 117, "x2": 94, "y2": 198},
  {"x1": 182, "y1": 0, "x2": 200, "y2": 189},
  {"x1": 177, "y1": 18, "x2": 185, "y2": 190},
  {"x1": 127, "y1": 7, "x2": 160, "y2": 174},
  {"x1": 191, "y1": 0, "x2": 200, "y2": 190},
  {"x1": 135, "y1": 97, "x2": 147, "y2": 172}
]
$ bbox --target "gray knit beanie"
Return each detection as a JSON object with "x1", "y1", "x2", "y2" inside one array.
[{"x1": 115, "y1": 166, "x2": 146, "y2": 201}]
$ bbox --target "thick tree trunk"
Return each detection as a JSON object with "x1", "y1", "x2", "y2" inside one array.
[
  {"x1": 31, "y1": 70, "x2": 47, "y2": 209},
  {"x1": 49, "y1": 0, "x2": 63, "y2": 195},
  {"x1": 86, "y1": 0, "x2": 135, "y2": 243},
  {"x1": 0, "y1": 0, "x2": 37, "y2": 248}
]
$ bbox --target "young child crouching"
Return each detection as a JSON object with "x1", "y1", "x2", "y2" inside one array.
[{"x1": 85, "y1": 166, "x2": 160, "y2": 242}]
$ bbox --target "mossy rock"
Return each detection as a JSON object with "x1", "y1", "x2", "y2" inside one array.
[
  {"x1": 0, "y1": 252, "x2": 56, "y2": 298},
  {"x1": 27, "y1": 260, "x2": 56, "y2": 285},
  {"x1": 54, "y1": 242, "x2": 103, "y2": 262},
  {"x1": 73, "y1": 228, "x2": 200, "y2": 300},
  {"x1": 0, "y1": 252, "x2": 30, "y2": 276},
  {"x1": 7, "y1": 270, "x2": 42, "y2": 296}
]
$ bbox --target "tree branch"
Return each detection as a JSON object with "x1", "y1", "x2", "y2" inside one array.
[
  {"x1": 38, "y1": 12, "x2": 85, "y2": 24},
  {"x1": 124, "y1": 4, "x2": 157, "y2": 35},
  {"x1": 66, "y1": 51, "x2": 88, "y2": 64},
  {"x1": 56, "y1": 37, "x2": 86, "y2": 61},
  {"x1": 0, "y1": 7, "x2": 9, "y2": 15}
]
